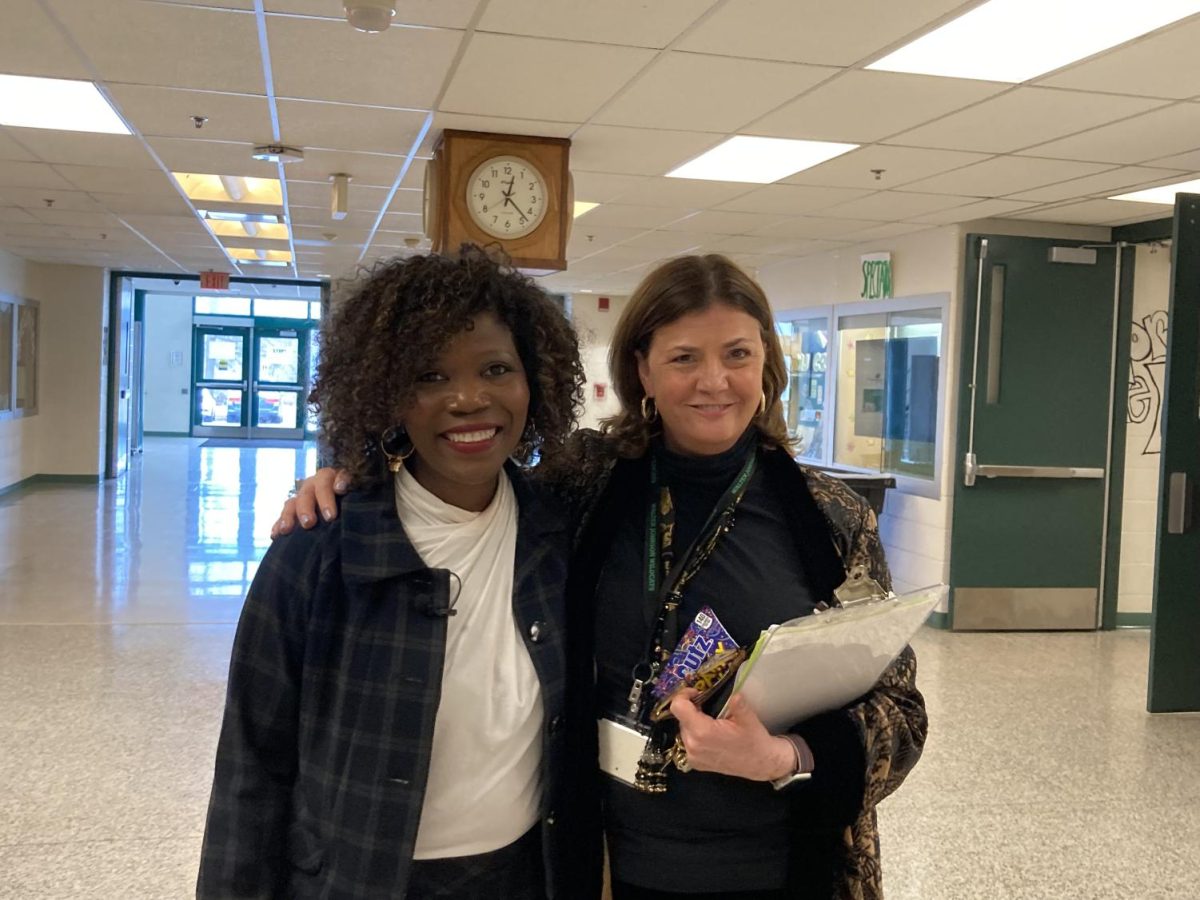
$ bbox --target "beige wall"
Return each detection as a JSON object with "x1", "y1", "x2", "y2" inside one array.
[
  {"x1": 570, "y1": 293, "x2": 630, "y2": 431},
  {"x1": 1119, "y1": 244, "x2": 1171, "y2": 615},
  {"x1": 0, "y1": 248, "x2": 109, "y2": 490}
]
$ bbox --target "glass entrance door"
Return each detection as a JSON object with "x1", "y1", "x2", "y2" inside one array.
[
  {"x1": 193, "y1": 325, "x2": 250, "y2": 437},
  {"x1": 251, "y1": 327, "x2": 306, "y2": 440}
]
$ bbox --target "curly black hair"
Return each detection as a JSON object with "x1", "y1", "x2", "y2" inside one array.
[{"x1": 311, "y1": 247, "x2": 586, "y2": 487}]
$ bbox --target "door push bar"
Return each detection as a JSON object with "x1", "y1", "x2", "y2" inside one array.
[
  {"x1": 963, "y1": 453, "x2": 1104, "y2": 487},
  {"x1": 1167, "y1": 472, "x2": 1194, "y2": 535}
]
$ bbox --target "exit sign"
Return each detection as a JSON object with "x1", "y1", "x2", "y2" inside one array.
[
  {"x1": 860, "y1": 253, "x2": 892, "y2": 300},
  {"x1": 199, "y1": 270, "x2": 230, "y2": 291}
]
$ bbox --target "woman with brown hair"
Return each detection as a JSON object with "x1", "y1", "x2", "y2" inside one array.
[{"x1": 280, "y1": 253, "x2": 926, "y2": 900}]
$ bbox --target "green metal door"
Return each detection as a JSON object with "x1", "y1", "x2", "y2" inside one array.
[
  {"x1": 951, "y1": 234, "x2": 1117, "y2": 630},
  {"x1": 1147, "y1": 195, "x2": 1200, "y2": 712}
]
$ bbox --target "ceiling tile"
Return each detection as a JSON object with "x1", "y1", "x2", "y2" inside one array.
[
  {"x1": 0, "y1": 162, "x2": 76, "y2": 190},
  {"x1": 430, "y1": 114, "x2": 580, "y2": 145},
  {"x1": 749, "y1": 71, "x2": 1004, "y2": 143},
  {"x1": 749, "y1": 217, "x2": 880, "y2": 240},
  {"x1": 816, "y1": 190, "x2": 976, "y2": 221},
  {"x1": 0, "y1": 208, "x2": 40, "y2": 225},
  {"x1": 610, "y1": 231, "x2": 707, "y2": 255},
  {"x1": 0, "y1": 188, "x2": 105, "y2": 211},
  {"x1": 268, "y1": 16, "x2": 461, "y2": 108},
  {"x1": 282, "y1": 149, "x2": 407, "y2": 188},
  {"x1": 285, "y1": 180, "x2": 390, "y2": 211},
  {"x1": 292, "y1": 224, "x2": 373, "y2": 243},
  {"x1": 715, "y1": 184, "x2": 874, "y2": 216},
  {"x1": 1004, "y1": 166, "x2": 1193, "y2": 203},
  {"x1": 47, "y1": 0, "x2": 266, "y2": 93},
  {"x1": 0, "y1": 130, "x2": 40, "y2": 163},
  {"x1": 571, "y1": 172, "x2": 648, "y2": 204},
  {"x1": 909, "y1": 198, "x2": 1041, "y2": 224},
  {"x1": 552, "y1": 203, "x2": 693, "y2": 231},
  {"x1": 903, "y1": 156, "x2": 1112, "y2": 197},
  {"x1": 477, "y1": 0, "x2": 716, "y2": 47},
  {"x1": 121, "y1": 214, "x2": 214, "y2": 234},
  {"x1": 441, "y1": 34, "x2": 655, "y2": 121},
  {"x1": 888, "y1": 87, "x2": 1167, "y2": 154},
  {"x1": 10, "y1": 130, "x2": 159, "y2": 169},
  {"x1": 380, "y1": 212, "x2": 423, "y2": 232},
  {"x1": 265, "y1": 0, "x2": 483, "y2": 28},
  {"x1": 783, "y1": 145, "x2": 993, "y2": 189},
  {"x1": 570, "y1": 126, "x2": 722, "y2": 177},
  {"x1": 839, "y1": 221, "x2": 934, "y2": 242},
  {"x1": 0, "y1": 0, "x2": 92, "y2": 79},
  {"x1": 594, "y1": 53, "x2": 837, "y2": 132},
  {"x1": 146, "y1": 138, "x2": 281, "y2": 177},
  {"x1": 1145, "y1": 148, "x2": 1200, "y2": 169},
  {"x1": 387, "y1": 190, "x2": 422, "y2": 216},
  {"x1": 566, "y1": 225, "x2": 645, "y2": 257},
  {"x1": 28, "y1": 209, "x2": 123, "y2": 229},
  {"x1": 276, "y1": 101, "x2": 429, "y2": 155},
  {"x1": 1020, "y1": 103, "x2": 1200, "y2": 165},
  {"x1": 660, "y1": 209, "x2": 785, "y2": 235},
  {"x1": 91, "y1": 192, "x2": 194, "y2": 215},
  {"x1": 53, "y1": 165, "x2": 178, "y2": 195},
  {"x1": 676, "y1": 0, "x2": 966, "y2": 65},
  {"x1": 288, "y1": 207, "x2": 375, "y2": 228},
  {"x1": 1038, "y1": 17, "x2": 1200, "y2": 100},
  {"x1": 602, "y1": 177, "x2": 754, "y2": 209},
  {"x1": 107, "y1": 85, "x2": 271, "y2": 142},
  {"x1": 1011, "y1": 198, "x2": 1168, "y2": 225}
]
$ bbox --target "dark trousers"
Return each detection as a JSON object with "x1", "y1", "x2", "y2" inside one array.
[
  {"x1": 406, "y1": 827, "x2": 545, "y2": 900},
  {"x1": 612, "y1": 885, "x2": 787, "y2": 900}
]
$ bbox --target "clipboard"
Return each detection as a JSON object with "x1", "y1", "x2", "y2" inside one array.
[{"x1": 722, "y1": 584, "x2": 946, "y2": 732}]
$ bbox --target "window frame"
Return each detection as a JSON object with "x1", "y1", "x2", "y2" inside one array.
[
  {"x1": 0, "y1": 292, "x2": 39, "y2": 420},
  {"x1": 776, "y1": 293, "x2": 949, "y2": 499}
]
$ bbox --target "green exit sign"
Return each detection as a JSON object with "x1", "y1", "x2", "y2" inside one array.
[{"x1": 861, "y1": 252, "x2": 892, "y2": 300}]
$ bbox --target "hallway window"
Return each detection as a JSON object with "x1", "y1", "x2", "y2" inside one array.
[
  {"x1": 195, "y1": 296, "x2": 251, "y2": 316},
  {"x1": 834, "y1": 304, "x2": 943, "y2": 482},
  {"x1": 776, "y1": 315, "x2": 829, "y2": 462},
  {"x1": 0, "y1": 300, "x2": 11, "y2": 413}
]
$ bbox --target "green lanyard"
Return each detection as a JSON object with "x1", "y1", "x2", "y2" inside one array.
[{"x1": 626, "y1": 450, "x2": 757, "y2": 721}]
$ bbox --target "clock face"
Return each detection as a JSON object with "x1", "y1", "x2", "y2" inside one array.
[{"x1": 466, "y1": 155, "x2": 548, "y2": 239}]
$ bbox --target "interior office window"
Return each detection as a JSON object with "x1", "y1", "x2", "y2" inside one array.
[
  {"x1": 834, "y1": 307, "x2": 942, "y2": 480},
  {"x1": 15, "y1": 302, "x2": 37, "y2": 413},
  {"x1": 194, "y1": 296, "x2": 252, "y2": 316},
  {"x1": 776, "y1": 316, "x2": 829, "y2": 462},
  {"x1": 0, "y1": 301, "x2": 12, "y2": 412},
  {"x1": 253, "y1": 298, "x2": 308, "y2": 319}
]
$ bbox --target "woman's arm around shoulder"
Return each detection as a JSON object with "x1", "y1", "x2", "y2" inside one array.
[{"x1": 196, "y1": 523, "x2": 335, "y2": 897}]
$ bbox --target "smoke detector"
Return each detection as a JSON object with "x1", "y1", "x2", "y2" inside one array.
[
  {"x1": 252, "y1": 144, "x2": 304, "y2": 164},
  {"x1": 344, "y1": 0, "x2": 395, "y2": 32}
]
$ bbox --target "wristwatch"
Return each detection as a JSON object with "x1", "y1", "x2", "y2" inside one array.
[{"x1": 770, "y1": 734, "x2": 814, "y2": 791}]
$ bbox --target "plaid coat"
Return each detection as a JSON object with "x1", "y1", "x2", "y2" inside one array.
[
  {"x1": 543, "y1": 431, "x2": 927, "y2": 900},
  {"x1": 197, "y1": 463, "x2": 579, "y2": 900}
]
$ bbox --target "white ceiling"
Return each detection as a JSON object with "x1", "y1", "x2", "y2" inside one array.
[{"x1": 1, "y1": 0, "x2": 1196, "y2": 294}]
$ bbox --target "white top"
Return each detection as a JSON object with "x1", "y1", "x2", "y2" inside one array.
[{"x1": 394, "y1": 467, "x2": 544, "y2": 859}]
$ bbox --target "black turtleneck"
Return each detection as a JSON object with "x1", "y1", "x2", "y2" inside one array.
[{"x1": 594, "y1": 429, "x2": 826, "y2": 894}]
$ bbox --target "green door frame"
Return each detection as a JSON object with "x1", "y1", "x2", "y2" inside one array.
[{"x1": 1147, "y1": 194, "x2": 1200, "y2": 712}]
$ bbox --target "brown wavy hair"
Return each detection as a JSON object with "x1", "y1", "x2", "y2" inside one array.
[
  {"x1": 312, "y1": 247, "x2": 585, "y2": 486},
  {"x1": 603, "y1": 253, "x2": 794, "y2": 458}
]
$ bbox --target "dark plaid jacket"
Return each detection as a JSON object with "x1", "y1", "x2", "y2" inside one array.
[{"x1": 197, "y1": 463, "x2": 580, "y2": 900}]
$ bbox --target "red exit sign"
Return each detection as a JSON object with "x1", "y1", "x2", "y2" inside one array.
[{"x1": 199, "y1": 270, "x2": 230, "y2": 291}]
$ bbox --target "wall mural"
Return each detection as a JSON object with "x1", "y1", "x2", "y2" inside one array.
[{"x1": 1127, "y1": 309, "x2": 1168, "y2": 455}]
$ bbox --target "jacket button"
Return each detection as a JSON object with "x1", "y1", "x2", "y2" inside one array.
[
  {"x1": 548, "y1": 715, "x2": 564, "y2": 733},
  {"x1": 546, "y1": 811, "x2": 556, "y2": 826},
  {"x1": 529, "y1": 621, "x2": 545, "y2": 643}
]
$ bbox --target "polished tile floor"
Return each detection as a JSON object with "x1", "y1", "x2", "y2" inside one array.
[{"x1": 1, "y1": 438, "x2": 1197, "y2": 899}]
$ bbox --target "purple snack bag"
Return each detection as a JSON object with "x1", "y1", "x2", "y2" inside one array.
[{"x1": 652, "y1": 605, "x2": 739, "y2": 699}]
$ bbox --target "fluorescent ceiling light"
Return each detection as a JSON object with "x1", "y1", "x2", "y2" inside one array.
[
  {"x1": 0, "y1": 74, "x2": 130, "y2": 134},
  {"x1": 868, "y1": 0, "x2": 1200, "y2": 83},
  {"x1": 1110, "y1": 177, "x2": 1200, "y2": 204},
  {"x1": 228, "y1": 248, "x2": 292, "y2": 263},
  {"x1": 174, "y1": 172, "x2": 283, "y2": 206},
  {"x1": 207, "y1": 220, "x2": 291, "y2": 240},
  {"x1": 198, "y1": 209, "x2": 284, "y2": 225},
  {"x1": 573, "y1": 201, "x2": 599, "y2": 218},
  {"x1": 666, "y1": 136, "x2": 858, "y2": 184}
]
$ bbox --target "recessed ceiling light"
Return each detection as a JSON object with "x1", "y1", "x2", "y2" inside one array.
[
  {"x1": 1110, "y1": 177, "x2": 1200, "y2": 204},
  {"x1": 173, "y1": 172, "x2": 283, "y2": 206},
  {"x1": 867, "y1": 0, "x2": 1200, "y2": 83},
  {"x1": 573, "y1": 201, "x2": 599, "y2": 218},
  {"x1": 251, "y1": 144, "x2": 304, "y2": 164},
  {"x1": 666, "y1": 136, "x2": 858, "y2": 184},
  {"x1": 0, "y1": 74, "x2": 130, "y2": 134}
]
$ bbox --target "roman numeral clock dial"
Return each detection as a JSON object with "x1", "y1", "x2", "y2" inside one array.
[{"x1": 466, "y1": 155, "x2": 548, "y2": 239}]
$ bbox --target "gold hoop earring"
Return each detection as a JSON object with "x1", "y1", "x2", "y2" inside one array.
[
  {"x1": 758, "y1": 391, "x2": 768, "y2": 416},
  {"x1": 380, "y1": 425, "x2": 415, "y2": 473},
  {"x1": 640, "y1": 396, "x2": 658, "y2": 422}
]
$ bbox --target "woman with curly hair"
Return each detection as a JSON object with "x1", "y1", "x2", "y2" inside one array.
[
  {"x1": 280, "y1": 254, "x2": 926, "y2": 900},
  {"x1": 197, "y1": 249, "x2": 590, "y2": 900}
]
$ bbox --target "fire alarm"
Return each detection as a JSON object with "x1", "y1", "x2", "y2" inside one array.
[{"x1": 598, "y1": 296, "x2": 610, "y2": 311}]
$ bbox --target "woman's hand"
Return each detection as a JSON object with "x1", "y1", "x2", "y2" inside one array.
[
  {"x1": 270, "y1": 468, "x2": 350, "y2": 538},
  {"x1": 670, "y1": 689, "x2": 798, "y2": 782}
]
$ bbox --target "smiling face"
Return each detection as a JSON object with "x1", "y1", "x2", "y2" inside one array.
[
  {"x1": 636, "y1": 303, "x2": 765, "y2": 458},
  {"x1": 402, "y1": 311, "x2": 530, "y2": 510}
]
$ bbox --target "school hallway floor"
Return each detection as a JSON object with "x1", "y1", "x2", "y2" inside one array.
[{"x1": 1, "y1": 437, "x2": 1197, "y2": 899}]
